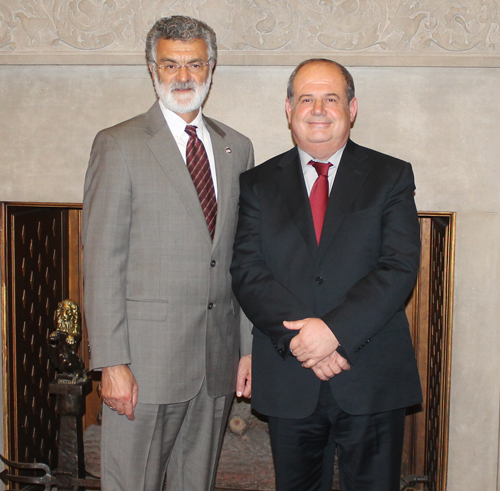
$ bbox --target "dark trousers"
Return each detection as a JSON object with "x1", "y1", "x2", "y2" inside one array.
[{"x1": 268, "y1": 382, "x2": 406, "y2": 491}]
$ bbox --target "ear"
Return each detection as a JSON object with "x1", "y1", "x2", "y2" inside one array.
[
  {"x1": 349, "y1": 97, "x2": 358, "y2": 123},
  {"x1": 285, "y1": 98, "x2": 293, "y2": 124}
]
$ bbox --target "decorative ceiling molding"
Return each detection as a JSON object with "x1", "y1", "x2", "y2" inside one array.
[{"x1": 1, "y1": 0, "x2": 499, "y2": 67}]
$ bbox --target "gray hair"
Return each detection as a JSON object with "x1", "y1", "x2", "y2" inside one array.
[
  {"x1": 287, "y1": 58, "x2": 355, "y2": 105},
  {"x1": 146, "y1": 16, "x2": 217, "y2": 66}
]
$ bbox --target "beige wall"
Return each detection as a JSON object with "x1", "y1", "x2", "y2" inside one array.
[
  {"x1": 1, "y1": 1, "x2": 500, "y2": 489},
  {"x1": 1, "y1": 60, "x2": 499, "y2": 491}
]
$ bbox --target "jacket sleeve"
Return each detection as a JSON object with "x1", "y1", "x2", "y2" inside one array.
[{"x1": 82, "y1": 130, "x2": 132, "y2": 370}]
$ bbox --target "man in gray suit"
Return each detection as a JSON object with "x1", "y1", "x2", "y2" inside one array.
[{"x1": 82, "y1": 16, "x2": 253, "y2": 491}]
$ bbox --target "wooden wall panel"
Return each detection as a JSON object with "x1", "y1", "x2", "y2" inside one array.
[
  {"x1": 1, "y1": 204, "x2": 455, "y2": 491},
  {"x1": 1, "y1": 204, "x2": 72, "y2": 469},
  {"x1": 403, "y1": 213, "x2": 455, "y2": 491}
]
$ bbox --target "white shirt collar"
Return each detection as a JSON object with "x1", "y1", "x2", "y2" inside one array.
[
  {"x1": 297, "y1": 144, "x2": 347, "y2": 172},
  {"x1": 158, "y1": 102, "x2": 205, "y2": 140}
]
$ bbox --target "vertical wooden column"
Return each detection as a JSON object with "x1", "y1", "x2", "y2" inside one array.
[{"x1": 403, "y1": 212, "x2": 455, "y2": 491}]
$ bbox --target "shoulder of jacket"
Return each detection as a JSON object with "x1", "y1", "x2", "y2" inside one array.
[
  {"x1": 98, "y1": 111, "x2": 148, "y2": 137},
  {"x1": 348, "y1": 140, "x2": 410, "y2": 169},
  {"x1": 242, "y1": 147, "x2": 297, "y2": 178},
  {"x1": 204, "y1": 116, "x2": 252, "y2": 144}
]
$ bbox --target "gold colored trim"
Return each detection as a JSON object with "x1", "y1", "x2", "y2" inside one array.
[
  {"x1": 1, "y1": 203, "x2": 9, "y2": 458},
  {"x1": 440, "y1": 211, "x2": 455, "y2": 491}
]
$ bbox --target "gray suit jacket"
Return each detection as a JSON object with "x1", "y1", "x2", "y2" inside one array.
[{"x1": 82, "y1": 101, "x2": 254, "y2": 404}]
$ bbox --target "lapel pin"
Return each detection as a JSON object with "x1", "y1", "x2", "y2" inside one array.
[{"x1": 225, "y1": 147, "x2": 232, "y2": 153}]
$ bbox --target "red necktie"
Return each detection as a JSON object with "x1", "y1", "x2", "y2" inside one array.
[
  {"x1": 185, "y1": 125, "x2": 217, "y2": 240},
  {"x1": 308, "y1": 160, "x2": 332, "y2": 244}
]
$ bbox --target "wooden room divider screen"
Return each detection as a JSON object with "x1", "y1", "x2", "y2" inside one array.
[{"x1": 1, "y1": 202, "x2": 454, "y2": 491}]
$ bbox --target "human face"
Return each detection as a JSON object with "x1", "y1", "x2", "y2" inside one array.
[
  {"x1": 150, "y1": 38, "x2": 213, "y2": 123},
  {"x1": 285, "y1": 62, "x2": 357, "y2": 160}
]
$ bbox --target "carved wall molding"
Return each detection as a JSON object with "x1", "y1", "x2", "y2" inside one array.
[{"x1": 1, "y1": 0, "x2": 500, "y2": 66}]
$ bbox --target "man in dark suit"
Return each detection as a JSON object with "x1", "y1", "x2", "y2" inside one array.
[
  {"x1": 83, "y1": 16, "x2": 252, "y2": 491},
  {"x1": 231, "y1": 59, "x2": 422, "y2": 491}
]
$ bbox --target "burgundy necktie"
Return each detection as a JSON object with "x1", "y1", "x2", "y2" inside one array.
[
  {"x1": 185, "y1": 125, "x2": 217, "y2": 240},
  {"x1": 308, "y1": 160, "x2": 332, "y2": 244}
]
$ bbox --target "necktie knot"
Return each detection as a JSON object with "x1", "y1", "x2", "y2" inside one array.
[
  {"x1": 308, "y1": 160, "x2": 331, "y2": 177},
  {"x1": 185, "y1": 125, "x2": 198, "y2": 138}
]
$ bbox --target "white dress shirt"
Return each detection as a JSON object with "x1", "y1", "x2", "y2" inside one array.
[{"x1": 298, "y1": 144, "x2": 346, "y2": 197}]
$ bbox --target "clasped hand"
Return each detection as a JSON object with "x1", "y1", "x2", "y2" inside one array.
[{"x1": 285, "y1": 318, "x2": 350, "y2": 381}]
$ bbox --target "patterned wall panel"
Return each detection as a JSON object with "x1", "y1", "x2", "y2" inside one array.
[
  {"x1": 402, "y1": 213, "x2": 454, "y2": 491},
  {"x1": 2, "y1": 205, "x2": 71, "y2": 470},
  {"x1": 0, "y1": 0, "x2": 499, "y2": 65},
  {"x1": 424, "y1": 216, "x2": 454, "y2": 491}
]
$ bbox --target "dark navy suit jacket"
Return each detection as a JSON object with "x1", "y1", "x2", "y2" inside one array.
[{"x1": 231, "y1": 139, "x2": 423, "y2": 419}]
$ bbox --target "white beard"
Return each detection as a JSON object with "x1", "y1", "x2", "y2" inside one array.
[{"x1": 152, "y1": 69, "x2": 212, "y2": 115}]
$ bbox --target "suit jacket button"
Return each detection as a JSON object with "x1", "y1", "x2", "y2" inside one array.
[
  {"x1": 316, "y1": 277, "x2": 324, "y2": 284},
  {"x1": 211, "y1": 260, "x2": 217, "y2": 267},
  {"x1": 208, "y1": 302, "x2": 214, "y2": 310}
]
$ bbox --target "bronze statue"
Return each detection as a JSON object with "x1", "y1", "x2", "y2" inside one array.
[{"x1": 48, "y1": 299, "x2": 87, "y2": 382}]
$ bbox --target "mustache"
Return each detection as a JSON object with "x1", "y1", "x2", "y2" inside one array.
[{"x1": 169, "y1": 80, "x2": 197, "y2": 91}]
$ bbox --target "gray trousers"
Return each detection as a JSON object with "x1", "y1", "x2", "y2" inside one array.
[{"x1": 100, "y1": 380, "x2": 232, "y2": 491}]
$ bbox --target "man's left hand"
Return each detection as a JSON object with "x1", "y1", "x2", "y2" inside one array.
[
  {"x1": 285, "y1": 317, "x2": 339, "y2": 368},
  {"x1": 236, "y1": 354, "x2": 252, "y2": 398},
  {"x1": 311, "y1": 351, "x2": 351, "y2": 381}
]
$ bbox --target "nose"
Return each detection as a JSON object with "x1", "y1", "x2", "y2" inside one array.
[
  {"x1": 311, "y1": 99, "x2": 326, "y2": 115},
  {"x1": 175, "y1": 65, "x2": 191, "y2": 82}
]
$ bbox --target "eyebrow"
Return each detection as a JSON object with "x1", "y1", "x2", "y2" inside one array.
[
  {"x1": 158, "y1": 56, "x2": 205, "y2": 63},
  {"x1": 297, "y1": 92, "x2": 341, "y2": 100}
]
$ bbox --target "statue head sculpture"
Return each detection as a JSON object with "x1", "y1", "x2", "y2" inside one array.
[
  {"x1": 48, "y1": 299, "x2": 86, "y2": 382},
  {"x1": 55, "y1": 299, "x2": 81, "y2": 348}
]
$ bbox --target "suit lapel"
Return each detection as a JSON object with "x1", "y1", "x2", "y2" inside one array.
[
  {"x1": 274, "y1": 148, "x2": 318, "y2": 257},
  {"x1": 145, "y1": 102, "x2": 212, "y2": 245},
  {"x1": 204, "y1": 117, "x2": 231, "y2": 249},
  {"x1": 317, "y1": 139, "x2": 371, "y2": 258}
]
